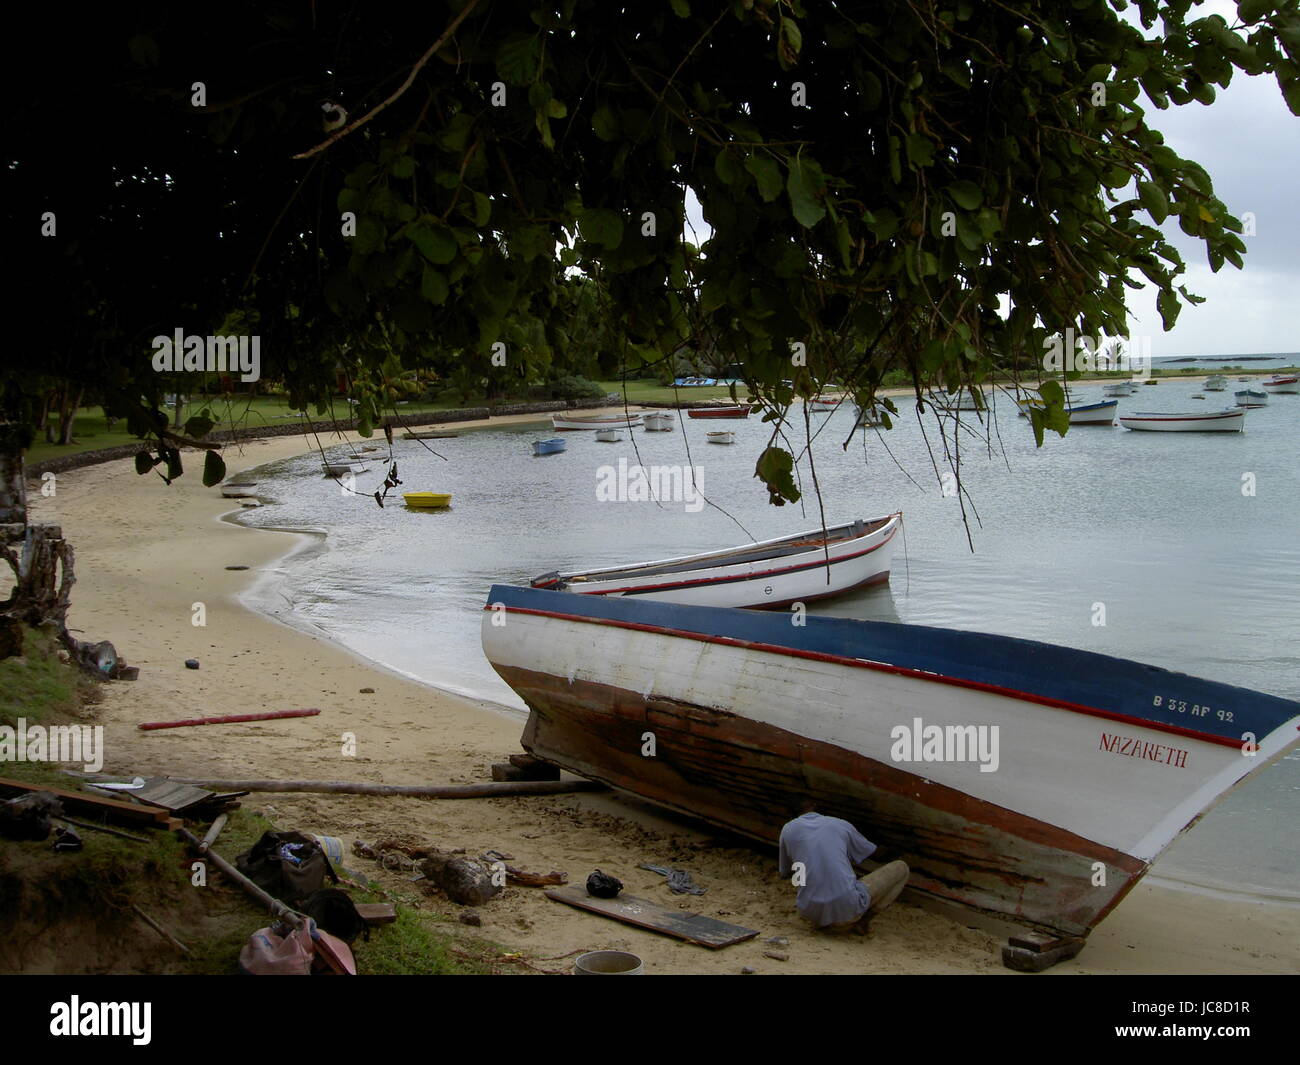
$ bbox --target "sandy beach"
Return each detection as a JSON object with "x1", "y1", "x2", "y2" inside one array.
[{"x1": 27, "y1": 410, "x2": 1300, "y2": 976}]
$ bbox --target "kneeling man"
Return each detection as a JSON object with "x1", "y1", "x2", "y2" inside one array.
[{"x1": 778, "y1": 799, "x2": 909, "y2": 933}]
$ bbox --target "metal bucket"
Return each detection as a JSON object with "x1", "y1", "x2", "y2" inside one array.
[{"x1": 574, "y1": 950, "x2": 644, "y2": 975}]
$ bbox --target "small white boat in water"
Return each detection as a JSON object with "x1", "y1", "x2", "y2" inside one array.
[
  {"x1": 808, "y1": 394, "x2": 847, "y2": 413},
  {"x1": 552, "y1": 413, "x2": 644, "y2": 431},
  {"x1": 1262, "y1": 374, "x2": 1299, "y2": 394},
  {"x1": 853, "y1": 402, "x2": 888, "y2": 427},
  {"x1": 1234, "y1": 389, "x2": 1268, "y2": 408},
  {"x1": 595, "y1": 429, "x2": 623, "y2": 442},
  {"x1": 929, "y1": 387, "x2": 986, "y2": 411},
  {"x1": 323, "y1": 461, "x2": 367, "y2": 476},
  {"x1": 530, "y1": 514, "x2": 902, "y2": 609},
  {"x1": 1016, "y1": 398, "x2": 1118, "y2": 424},
  {"x1": 706, "y1": 430, "x2": 735, "y2": 444},
  {"x1": 642, "y1": 411, "x2": 675, "y2": 431},
  {"x1": 1102, "y1": 383, "x2": 1129, "y2": 398},
  {"x1": 1119, "y1": 409, "x2": 1245, "y2": 432},
  {"x1": 1204, "y1": 375, "x2": 1227, "y2": 391}
]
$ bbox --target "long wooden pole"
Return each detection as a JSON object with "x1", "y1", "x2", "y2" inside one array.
[
  {"x1": 163, "y1": 778, "x2": 604, "y2": 797},
  {"x1": 138, "y1": 708, "x2": 321, "y2": 730},
  {"x1": 175, "y1": 826, "x2": 301, "y2": 926}
]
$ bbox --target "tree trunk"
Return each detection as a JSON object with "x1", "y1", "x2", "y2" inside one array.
[
  {"x1": 0, "y1": 425, "x2": 27, "y2": 526},
  {"x1": 57, "y1": 385, "x2": 83, "y2": 446},
  {"x1": 173, "y1": 391, "x2": 186, "y2": 428}
]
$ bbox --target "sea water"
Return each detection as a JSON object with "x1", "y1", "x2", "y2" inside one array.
[{"x1": 234, "y1": 369, "x2": 1300, "y2": 902}]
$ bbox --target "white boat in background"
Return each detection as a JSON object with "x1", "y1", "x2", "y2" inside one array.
[
  {"x1": 482, "y1": 585, "x2": 1300, "y2": 947},
  {"x1": 706, "y1": 430, "x2": 735, "y2": 444},
  {"x1": 595, "y1": 429, "x2": 623, "y2": 442},
  {"x1": 1262, "y1": 374, "x2": 1299, "y2": 394},
  {"x1": 1016, "y1": 398, "x2": 1118, "y2": 425},
  {"x1": 642, "y1": 411, "x2": 675, "y2": 431},
  {"x1": 853, "y1": 402, "x2": 888, "y2": 427},
  {"x1": 1204, "y1": 375, "x2": 1227, "y2": 391},
  {"x1": 808, "y1": 394, "x2": 847, "y2": 413},
  {"x1": 1102, "y1": 383, "x2": 1129, "y2": 398},
  {"x1": 1118, "y1": 409, "x2": 1245, "y2": 432},
  {"x1": 929, "y1": 387, "x2": 986, "y2": 411},
  {"x1": 529, "y1": 514, "x2": 902, "y2": 609},
  {"x1": 552, "y1": 413, "x2": 644, "y2": 431},
  {"x1": 322, "y1": 461, "x2": 367, "y2": 476},
  {"x1": 1234, "y1": 389, "x2": 1267, "y2": 408}
]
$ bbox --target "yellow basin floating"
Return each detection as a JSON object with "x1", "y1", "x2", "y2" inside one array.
[{"x1": 403, "y1": 492, "x2": 452, "y2": 509}]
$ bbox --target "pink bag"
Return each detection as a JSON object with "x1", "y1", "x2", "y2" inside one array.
[{"x1": 238, "y1": 922, "x2": 315, "y2": 975}]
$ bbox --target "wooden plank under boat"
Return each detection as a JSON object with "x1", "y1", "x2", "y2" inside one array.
[
  {"x1": 530, "y1": 514, "x2": 900, "y2": 609},
  {"x1": 1119, "y1": 409, "x2": 1245, "y2": 432},
  {"x1": 480, "y1": 584, "x2": 1300, "y2": 943},
  {"x1": 685, "y1": 405, "x2": 750, "y2": 419},
  {"x1": 551, "y1": 413, "x2": 644, "y2": 431},
  {"x1": 402, "y1": 492, "x2": 452, "y2": 508}
]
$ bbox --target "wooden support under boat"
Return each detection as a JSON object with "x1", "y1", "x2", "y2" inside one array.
[
  {"x1": 1001, "y1": 932, "x2": 1087, "y2": 972},
  {"x1": 159, "y1": 776, "x2": 605, "y2": 797}
]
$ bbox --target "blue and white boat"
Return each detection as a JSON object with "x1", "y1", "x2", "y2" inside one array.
[
  {"x1": 1016, "y1": 397, "x2": 1118, "y2": 424},
  {"x1": 481, "y1": 585, "x2": 1300, "y2": 945},
  {"x1": 1234, "y1": 389, "x2": 1268, "y2": 408},
  {"x1": 532, "y1": 438, "x2": 567, "y2": 456}
]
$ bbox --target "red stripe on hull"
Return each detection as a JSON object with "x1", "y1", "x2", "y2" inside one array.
[{"x1": 489, "y1": 604, "x2": 1243, "y2": 750}]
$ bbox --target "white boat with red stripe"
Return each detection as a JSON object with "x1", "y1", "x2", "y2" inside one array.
[
  {"x1": 530, "y1": 514, "x2": 901, "y2": 609},
  {"x1": 1119, "y1": 409, "x2": 1245, "y2": 432},
  {"x1": 1262, "y1": 374, "x2": 1299, "y2": 393}
]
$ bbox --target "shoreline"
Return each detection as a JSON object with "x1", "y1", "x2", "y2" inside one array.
[{"x1": 24, "y1": 413, "x2": 1300, "y2": 975}]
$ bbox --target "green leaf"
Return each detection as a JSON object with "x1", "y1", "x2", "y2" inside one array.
[
  {"x1": 744, "y1": 154, "x2": 784, "y2": 202},
  {"x1": 496, "y1": 34, "x2": 541, "y2": 86},
  {"x1": 421, "y1": 265, "x2": 449, "y2": 305},
  {"x1": 391, "y1": 156, "x2": 415, "y2": 179},
  {"x1": 787, "y1": 158, "x2": 826, "y2": 228},
  {"x1": 592, "y1": 106, "x2": 620, "y2": 141},
  {"x1": 1137, "y1": 180, "x2": 1169, "y2": 223},
  {"x1": 134, "y1": 450, "x2": 153, "y2": 476},
  {"x1": 670, "y1": 0, "x2": 691, "y2": 15},
  {"x1": 202, "y1": 450, "x2": 226, "y2": 488},
  {"x1": 754, "y1": 446, "x2": 800, "y2": 506},
  {"x1": 947, "y1": 180, "x2": 982, "y2": 210},
  {"x1": 409, "y1": 221, "x2": 458, "y2": 264},
  {"x1": 714, "y1": 149, "x2": 744, "y2": 186},
  {"x1": 1157, "y1": 287, "x2": 1180, "y2": 329},
  {"x1": 183, "y1": 414, "x2": 214, "y2": 439},
  {"x1": 578, "y1": 208, "x2": 624, "y2": 249}
]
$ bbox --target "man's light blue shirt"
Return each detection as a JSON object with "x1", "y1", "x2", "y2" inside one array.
[{"x1": 778, "y1": 812, "x2": 877, "y2": 927}]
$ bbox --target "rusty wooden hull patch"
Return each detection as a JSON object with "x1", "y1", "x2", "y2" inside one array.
[{"x1": 502, "y1": 664, "x2": 1145, "y2": 937}]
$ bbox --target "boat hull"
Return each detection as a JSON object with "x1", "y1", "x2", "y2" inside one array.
[
  {"x1": 1234, "y1": 390, "x2": 1267, "y2": 408},
  {"x1": 552, "y1": 414, "x2": 644, "y2": 431},
  {"x1": 686, "y1": 406, "x2": 750, "y2": 419},
  {"x1": 1119, "y1": 410, "x2": 1245, "y2": 432},
  {"x1": 1262, "y1": 376, "x2": 1299, "y2": 393},
  {"x1": 536, "y1": 515, "x2": 899, "y2": 609},
  {"x1": 642, "y1": 412, "x2": 674, "y2": 431},
  {"x1": 532, "y1": 439, "x2": 567, "y2": 455},
  {"x1": 481, "y1": 586, "x2": 1300, "y2": 938}
]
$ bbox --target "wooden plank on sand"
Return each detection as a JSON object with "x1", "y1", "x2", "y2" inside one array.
[
  {"x1": 0, "y1": 776, "x2": 173, "y2": 827},
  {"x1": 544, "y1": 884, "x2": 759, "y2": 949}
]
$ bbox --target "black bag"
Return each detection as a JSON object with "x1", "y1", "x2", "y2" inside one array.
[
  {"x1": 236, "y1": 831, "x2": 338, "y2": 904},
  {"x1": 300, "y1": 888, "x2": 370, "y2": 944},
  {"x1": 586, "y1": 869, "x2": 623, "y2": 898}
]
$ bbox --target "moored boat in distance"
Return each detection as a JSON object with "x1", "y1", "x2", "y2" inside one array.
[
  {"x1": 1016, "y1": 398, "x2": 1118, "y2": 424},
  {"x1": 403, "y1": 429, "x2": 460, "y2": 439},
  {"x1": 1262, "y1": 374, "x2": 1299, "y2": 394},
  {"x1": 929, "y1": 387, "x2": 986, "y2": 411},
  {"x1": 808, "y1": 394, "x2": 847, "y2": 413},
  {"x1": 551, "y1": 413, "x2": 644, "y2": 431},
  {"x1": 529, "y1": 514, "x2": 901, "y2": 609},
  {"x1": 1204, "y1": 375, "x2": 1227, "y2": 391},
  {"x1": 481, "y1": 584, "x2": 1300, "y2": 945},
  {"x1": 642, "y1": 411, "x2": 675, "y2": 431},
  {"x1": 686, "y1": 404, "x2": 751, "y2": 419},
  {"x1": 1234, "y1": 389, "x2": 1268, "y2": 408},
  {"x1": 532, "y1": 438, "x2": 567, "y2": 456},
  {"x1": 322, "y1": 461, "x2": 367, "y2": 476},
  {"x1": 1118, "y1": 409, "x2": 1245, "y2": 432},
  {"x1": 1102, "y1": 383, "x2": 1128, "y2": 398},
  {"x1": 595, "y1": 428, "x2": 623, "y2": 442},
  {"x1": 705, "y1": 430, "x2": 735, "y2": 444}
]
